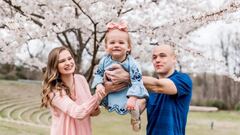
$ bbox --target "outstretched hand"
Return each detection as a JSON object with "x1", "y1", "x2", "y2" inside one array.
[{"x1": 95, "y1": 84, "x2": 107, "y2": 100}]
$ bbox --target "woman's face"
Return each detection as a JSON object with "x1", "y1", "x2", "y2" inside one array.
[{"x1": 57, "y1": 50, "x2": 75, "y2": 75}]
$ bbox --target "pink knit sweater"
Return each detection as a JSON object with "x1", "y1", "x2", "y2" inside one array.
[{"x1": 49, "y1": 74, "x2": 99, "y2": 135}]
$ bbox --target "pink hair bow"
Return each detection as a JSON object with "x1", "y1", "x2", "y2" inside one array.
[{"x1": 106, "y1": 21, "x2": 128, "y2": 32}]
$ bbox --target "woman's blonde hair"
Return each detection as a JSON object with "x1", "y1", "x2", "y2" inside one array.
[{"x1": 41, "y1": 47, "x2": 75, "y2": 108}]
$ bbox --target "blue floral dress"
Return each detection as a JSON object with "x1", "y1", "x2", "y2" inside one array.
[{"x1": 92, "y1": 54, "x2": 149, "y2": 115}]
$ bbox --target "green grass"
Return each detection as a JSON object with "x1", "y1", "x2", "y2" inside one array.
[
  {"x1": 92, "y1": 109, "x2": 147, "y2": 135},
  {"x1": 186, "y1": 111, "x2": 240, "y2": 135},
  {"x1": 0, "y1": 79, "x2": 240, "y2": 135},
  {"x1": 0, "y1": 120, "x2": 49, "y2": 135}
]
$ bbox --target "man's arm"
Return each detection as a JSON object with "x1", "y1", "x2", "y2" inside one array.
[
  {"x1": 103, "y1": 64, "x2": 177, "y2": 95},
  {"x1": 143, "y1": 76, "x2": 177, "y2": 95}
]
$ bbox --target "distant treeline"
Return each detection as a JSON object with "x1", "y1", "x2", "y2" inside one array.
[
  {"x1": 191, "y1": 73, "x2": 240, "y2": 110},
  {"x1": 0, "y1": 63, "x2": 43, "y2": 80}
]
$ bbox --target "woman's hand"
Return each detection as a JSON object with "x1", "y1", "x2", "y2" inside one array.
[{"x1": 95, "y1": 84, "x2": 107, "y2": 100}]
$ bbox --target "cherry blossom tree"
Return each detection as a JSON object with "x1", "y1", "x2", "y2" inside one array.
[{"x1": 0, "y1": 0, "x2": 240, "y2": 81}]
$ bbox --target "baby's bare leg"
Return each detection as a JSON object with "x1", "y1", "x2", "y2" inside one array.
[
  {"x1": 137, "y1": 98, "x2": 146, "y2": 114},
  {"x1": 129, "y1": 98, "x2": 146, "y2": 132}
]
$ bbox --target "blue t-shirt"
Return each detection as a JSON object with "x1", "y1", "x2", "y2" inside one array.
[{"x1": 146, "y1": 70, "x2": 192, "y2": 135}]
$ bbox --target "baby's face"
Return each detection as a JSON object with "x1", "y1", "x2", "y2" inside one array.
[{"x1": 105, "y1": 29, "x2": 130, "y2": 62}]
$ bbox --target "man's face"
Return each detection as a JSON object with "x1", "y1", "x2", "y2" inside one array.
[{"x1": 152, "y1": 45, "x2": 176, "y2": 75}]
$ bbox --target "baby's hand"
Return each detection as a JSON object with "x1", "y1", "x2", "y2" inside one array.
[{"x1": 126, "y1": 96, "x2": 137, "y2": 110}]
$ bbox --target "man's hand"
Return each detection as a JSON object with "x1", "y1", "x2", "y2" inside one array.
[
  {"x1": 104, "y1": 81, "x2": 128, "y2": 93},
  {"x1": 105, "y1": 64, "x2": 130, "y2": 84}
]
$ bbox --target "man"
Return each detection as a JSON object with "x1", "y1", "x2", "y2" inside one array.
[{"x1": 104, "y1": 44, "x2": 192, "y2": 135}]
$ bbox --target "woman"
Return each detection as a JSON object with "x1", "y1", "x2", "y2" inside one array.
[{"x1": 41, "y1": 47, "x2": 107, "y2": 135}]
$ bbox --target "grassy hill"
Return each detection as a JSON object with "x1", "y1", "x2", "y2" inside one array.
[{"x1": 0, "y1": 80, "x2": 240, "y2": 135}]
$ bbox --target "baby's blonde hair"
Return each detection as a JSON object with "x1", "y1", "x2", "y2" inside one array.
[{"x1": 104, "y1": 21, "x2": 132, "y2": 54}]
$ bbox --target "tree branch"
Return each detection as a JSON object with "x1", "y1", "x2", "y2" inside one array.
[
  {"x1": 98, "y1": 33, "x2": 106, "y2": 43},
  {"x1": 117, "y1": 0, "x2": 126, "y2": 17},
  {"x1": 3, "y1": 0, "x2": 43, "y2": 26},
  {"x1": 0, "y1": 24, "x2": 9, "y2": 29},
  {"x1": 62, "y1": 32, "x2": 74, "y2": 52},
  {"x1": 154, "y1": 2, "x2": 240, "y2": 33},
  {"x1": 30, "y1": 13, "x2": 45, "y2": 19},
  {"x1": 56, "y1": 28, "x2": 75, "y2": 34},
  {"x1": 57, "y1": 34, "x2": 67, "y2": 47},
  {"x1": 72, "y1": 0, "x2": 95, "y2": 24},
  {"x1": 85, "y1": 47, "x2": 93, "y2": 56},
  {"x1": 86, "y1": 23, "x2": 99, "y2": 81},
  {"x1": 26, "y1": 43, "x2": 34, "y2": 58},
  {"x1": 35, "y1": 44, "x2": 46, "y2": 58},
  {"x1": 122, "y1": 8, "x2": 134, "y2": 14}
]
